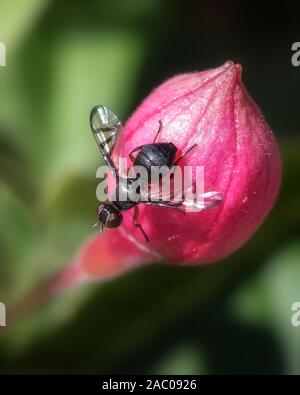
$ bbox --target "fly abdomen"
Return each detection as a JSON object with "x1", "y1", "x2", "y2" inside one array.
[{"x1": 134, "y1": 143, "x2": 177, "y2": 176}]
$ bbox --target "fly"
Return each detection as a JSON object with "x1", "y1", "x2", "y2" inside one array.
[{"x1": 90, "y1": 105, "x2": 223, "y2": 241}]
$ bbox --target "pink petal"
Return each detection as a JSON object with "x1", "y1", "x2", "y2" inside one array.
[{"x1": 76, "y1": 61, "x2": 281, "y2": 280}]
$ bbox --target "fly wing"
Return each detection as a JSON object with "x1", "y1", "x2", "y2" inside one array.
[
  {"x1": 90, "y1": 105, "x2": 122, "y2": 167},
  {"x1": 181, "y1": 185, "x2": 224, "y2": 212},
  {"x1": 140, "y1": 177, "x2": 223, "y2": 213},
  {"x1": 139, "y1": 179, "x2": 176, "y2": 202}
]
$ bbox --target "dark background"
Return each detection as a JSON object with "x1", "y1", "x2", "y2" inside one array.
[{"x1": 0, "y1": 0, "x2": 299, "y2": 374}]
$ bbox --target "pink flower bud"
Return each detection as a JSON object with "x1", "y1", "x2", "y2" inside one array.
[{"x1": 74, "y1": 61, "x2": 281, "y2": 280}]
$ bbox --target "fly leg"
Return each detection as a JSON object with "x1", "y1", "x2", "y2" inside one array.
[
  {"x1": 174, "y1": 144, "x2": 197, "y2": 166},
  {"x1": 133, "y1": 205, "x2": 149, "y2": 242},
  {"x1": 153, "y1": 120, "x2": 163, "y2": 143},
  {"x1": 129, "y1": 145, "x2": 145, "y2": 164},
  {"x1": 143, "y1": 201, "x2": 186, "y2": 214}
]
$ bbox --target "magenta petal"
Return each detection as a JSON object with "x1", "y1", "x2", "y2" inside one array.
[{"x1": 77, "y1": 228, "x2": 159, "y2": 279}]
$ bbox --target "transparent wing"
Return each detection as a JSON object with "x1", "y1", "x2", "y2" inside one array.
[
  {"x1": 181, "y1": 187, "x2": 223, "y2": 212},
  {"x1": 90, "y1": 105, "x2": 122, "y2": 167},
  {"x1": 140, "y1": 178, "x2": 223, "y2": 213}
]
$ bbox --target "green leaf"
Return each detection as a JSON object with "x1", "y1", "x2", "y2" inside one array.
[
  {"x1": 0, "y1": 182, "x2": 35, "y2": 299},
  {"x1": 262, "y1": 242, "x2": 300, "y2": 374},
  {"x1": 231, "y1": 241, "x2": 300, "y2": 374},
  {"x1": 0, "y1": 0, "x2": 49, "y2": 51}
]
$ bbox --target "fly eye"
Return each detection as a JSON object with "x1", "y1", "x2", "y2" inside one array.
[
  {"x1": 106, "y1": 213, "x2": 116, "y2": 224},
  {"x1": 98, "y1": 205, "x2": 122, "y2": 229}
]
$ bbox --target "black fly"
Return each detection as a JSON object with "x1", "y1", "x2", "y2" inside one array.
[{"x1": 90, "y1": 105, "x2": 223, "y2": 241}]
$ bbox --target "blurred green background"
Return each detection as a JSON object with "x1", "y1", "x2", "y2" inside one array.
[{"x1": 0, "y1": 0, "x2": 299, "y2": 374}]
